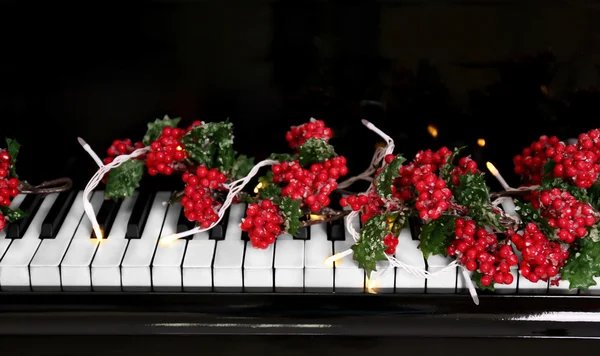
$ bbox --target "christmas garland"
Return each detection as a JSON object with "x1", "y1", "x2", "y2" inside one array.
[
  {"x1": 83, "y1": 116, "x2": 600, "y2": 297},
  {"x1": 0, "y1": 139, "x2": 72, "y2": 233}
]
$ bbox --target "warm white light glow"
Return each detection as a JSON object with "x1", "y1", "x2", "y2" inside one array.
[
  {"x1": 427, "y1": 125, "x2": 438, "y2": 138},
  {"x1": 309, "y1": 214, "x2": 326, "y2": 221},
  {"x1": 160, "y1": 235, "x2": 177, "y2": 246},
  {"x1": 486, "y1": 161, "x2": 510, "y2": 190},
  {"x1": 324, "y1": 249, "x2": 352, "y2": 266},
  {"x1": 477, "y1": 138, "x2": 486, "y2": 147},
  {"x1": 253, "y1": 182, "x2": 263, "y2": 194},
  {"x1": 486, "y1": 161, "x2": 499, "y2": 176},
  {"x1": 176, "y1": 146, "x2": 183, "y2": 151}
]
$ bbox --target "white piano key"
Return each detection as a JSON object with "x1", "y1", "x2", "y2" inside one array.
[
  {"x1": 426, "y1": 254, "x2": 457, "y2": 293},
  {"x1": 274, "y1": 238, "x2": 304, "y2": 292},
  {"x1": 30, "y1": 191, "x2": 88, "y2": 291},
  {"x1": 0, "y1": 193, "x2": 58, "y2": 291},
  {"x1": 121, "y1": 191, "x2": 171, "y2": 291},
  {"x1": 243, "y1": 242, "x2": 274, "y2": 292},
  {"x1": 517, "y1": 274, "x2": 548, "y2": 294},
  {"x1": 182, "y1": 231, "x2": 214, "y2": 291},
  {"x1": 395, "y1": 227, "x2": 426, "y2": 293},
  {"x1": 0, "y1": 195, "x2": 26, "y2": 262},
  {"x1": 91, "y1": 193, "x2": 138, "y2": 291},
  {"x1": 213, "y1": 203, "x2": 245, "y2": 292},
  {"x1": 304, "y1": 223, "x2": 333, "y2": 292},
  {"x1": 60, "y1": 192, "x2": 105, "y2": 291},
  {"x1": 152, "y1": 203, "x2": 186, "y2": 291},
  {"x1": 548, "y1": 279, "x2": 577, "y2": 295},
  {"x1": 333, "y1": 215, "x2": 364, "y2": 293},
  {"x1": 370, "y1": 260, "x2": 395, "y2": 293}
]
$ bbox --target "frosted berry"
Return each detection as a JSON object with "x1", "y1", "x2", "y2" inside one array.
[
  {"x1": 285, "y1": 119, "x2": 333, "y2": 150},
  {"x1": 241, "y1": 200, "x2": 285, "y2": 249}
]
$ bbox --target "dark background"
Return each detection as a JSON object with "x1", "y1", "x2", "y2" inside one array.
[
  {"x1": 3, "y1": 1, "x2": 600, "y2": 193},
  {"x1": 2, "y1": 0, "x2": 600, "y2": 351}
]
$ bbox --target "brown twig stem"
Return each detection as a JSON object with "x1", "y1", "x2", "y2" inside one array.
[{"x1": 20, "y1": 177, "x2": 73, "y2": 195}]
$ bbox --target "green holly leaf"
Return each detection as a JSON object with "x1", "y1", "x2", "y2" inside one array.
[
  {"x1": 231, "y1": 155, "x2": 254, "y2": 179},
  {"x1": 471, "y1": 271, "x2": 495, "y2": 291},
  {"x1": 181, "y1": 121, "x2": 236, "y2": 172},
  {"x1": 515, "y1": 200, "x2": 555, "y2": 237},
  {"x1": 418, "y1": 215, "x2": 457, "y2": 259},
  {"x1": 279, "y1": 196, "x2": 302, "y2": 235},
  {"x1": 454, "y1": 172, "x2": 503, "y2": 230},
  {"x1": 104, "y1": 159, "x2": 145, "y2": 200},
  {"x1": 0, "y1": 206, "x2": 28, "y2": 223},
  {"x1": 269, "y1": 153, "x2": 296, "y2": 162},
  {"x1": 5, "y1": 138, "x2": 20, "y2": 178},
  {"x1": 374, "y1": 155, "x2": 406, "y2": 199},
  {"x1": 588, "y1": 184, "x2": 600, "y2": 212},
  {"x1": 440, "y1": 146, "x2": 466, "y2": 186},
  {"x1": 298, "y1": 138, "x2": 336, "y2": 166},
  {"x1": 142, "y1": 115, "x2": 181, "y2": 146},
  {"x1": 257, "y1": 171, "x2": 282, "y2": 200},
  {"x1": 560, "y1": 226, "x2": 600, "y2": 290},
  {"x1": 351, "y1": 214, "x2": 389, "y2": 277}
]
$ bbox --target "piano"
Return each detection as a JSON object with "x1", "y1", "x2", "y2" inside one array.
[{"x1": 0, "y1": 189, "x2": 599, "y2": 338}]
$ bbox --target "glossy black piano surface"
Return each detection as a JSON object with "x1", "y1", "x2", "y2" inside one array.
[{"x1": 3, "y1": 0, "x2": 600, "y2": 347}]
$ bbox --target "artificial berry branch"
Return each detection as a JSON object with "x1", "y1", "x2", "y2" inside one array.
[{"x1": 0, "y1": 139, "x2": 73, "y2": 233}]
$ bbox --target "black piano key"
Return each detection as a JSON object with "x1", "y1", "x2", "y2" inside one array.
[
  {"x1": 126, "y1": 191, "x2": 155, "y2": 239},
  {"x1": 209, "y1": 208, "x2": 229, "y2": 240},
  {"x1": 176, "y1": 207, "x2": 197, "y2": 235},
  {"x1": 92, "y1": 199, "x2": 121, "y2": 239},
  {"x1": 293, "y1": 226, "x2": 310, "y2": 240},
  {"x1": 408, "y1": 216, "x2": 423, "y2": 241},
  {"x1": 241, "y1": 230, "x2": 250, "y2": 241},
  {"x1": 327, "y1": 219, "x2": 344, "y2": 241},
  {"x1": 40, "y1": 190, "x2": 77, "y2": 239},
  {"x1": 6, "y1": 194, "x2": 43, "y2": 239}
]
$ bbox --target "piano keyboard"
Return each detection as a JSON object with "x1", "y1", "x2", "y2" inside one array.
[{"x1": 0, "y1": 190, "x2": 594, "y2": 294}]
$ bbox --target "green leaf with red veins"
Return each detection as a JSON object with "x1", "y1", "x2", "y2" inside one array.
[
  {"x1": 374, "y1": 155, "x2": 406, "y2": 199},
  {"x1": 142, "y1": 115, "x2": 181, "y2": 146},
  {"x1": 351, "y1": 214, "x2": 389, "y2": 277}
]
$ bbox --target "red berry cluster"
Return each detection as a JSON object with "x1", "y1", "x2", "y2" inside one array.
[
  {"x1": 514, "y1": 132, "x2": 600, "y2": 188},
  {"x1": 241, "y1": 200, "x2": 285, "y2": 249},
  {"x1": 147, "y1": 127, "x2": 188, "y2": 176},
  {"x1": 103, "y1": 139, "x2": 144, "y2": 165},
  {"x1": 181, "y1": 166, "x2": 227, "y2": 228},
  {"x1": 340, "y1": 190, "x2": 385, "y2": 223},
  {"x1": 383, "y1": 233, "x2": 398, "y2": 254},
  {"x1": 285, "y1": 119, "x2": 333, "y2": 150},
  {"x1": 450, "y1": 157, "x2": 479, "y2": 185},
  {"x1": 272, "y1": 156, "x2": 348, "y2": 212},
  {"x1": 448, "y1": 218, "x2": 518, "y2": 287},
  {"x1": 395, "y1": 148, "x2": 453, "y2": 221},
  {"x1": 530, "y1": 188, "x2": 598, "y2": 243},
  {"x1": 511, "y1": 222, "x2": 569, "y2": 284},
  {"x1": 513, "y1": 135, "x2": 561, "y2": 184},
  {"x1": 0, "y1": 150, "x2": 20, "y2": 232}
]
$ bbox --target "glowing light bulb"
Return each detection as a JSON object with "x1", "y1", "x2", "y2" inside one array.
[
  {"x1": 160, "y1": 235, "x2": 178, "y2": 246},
  {"x1": 486, "y1": 161, "x2": 510, "y2": 190},
  {"x1": 427, "y1": 125, "x2": 438, "y2": 138},
  {"x1": 309, "y1": 214, "x2": 326, "y2": 221},
  {"x1": 253, "y1": 182, "x2": 263, "y2": 194},
  {"x1": 324, "y1": 249, "x2": 353, "y2": 266},
  {"x1": 477, "y1": 138, "x2": 486, "y2": 147},
  {"x1": 176, "y1": 146, "x2": 183, "y2": 151}
]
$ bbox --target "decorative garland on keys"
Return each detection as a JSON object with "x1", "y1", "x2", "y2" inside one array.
[
  {"x1": 0, "y1": 139, "x2": 73, "y2": 233},
  {"x1": 80, "y1": 116, "x2": 600, "y2": 304}
]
